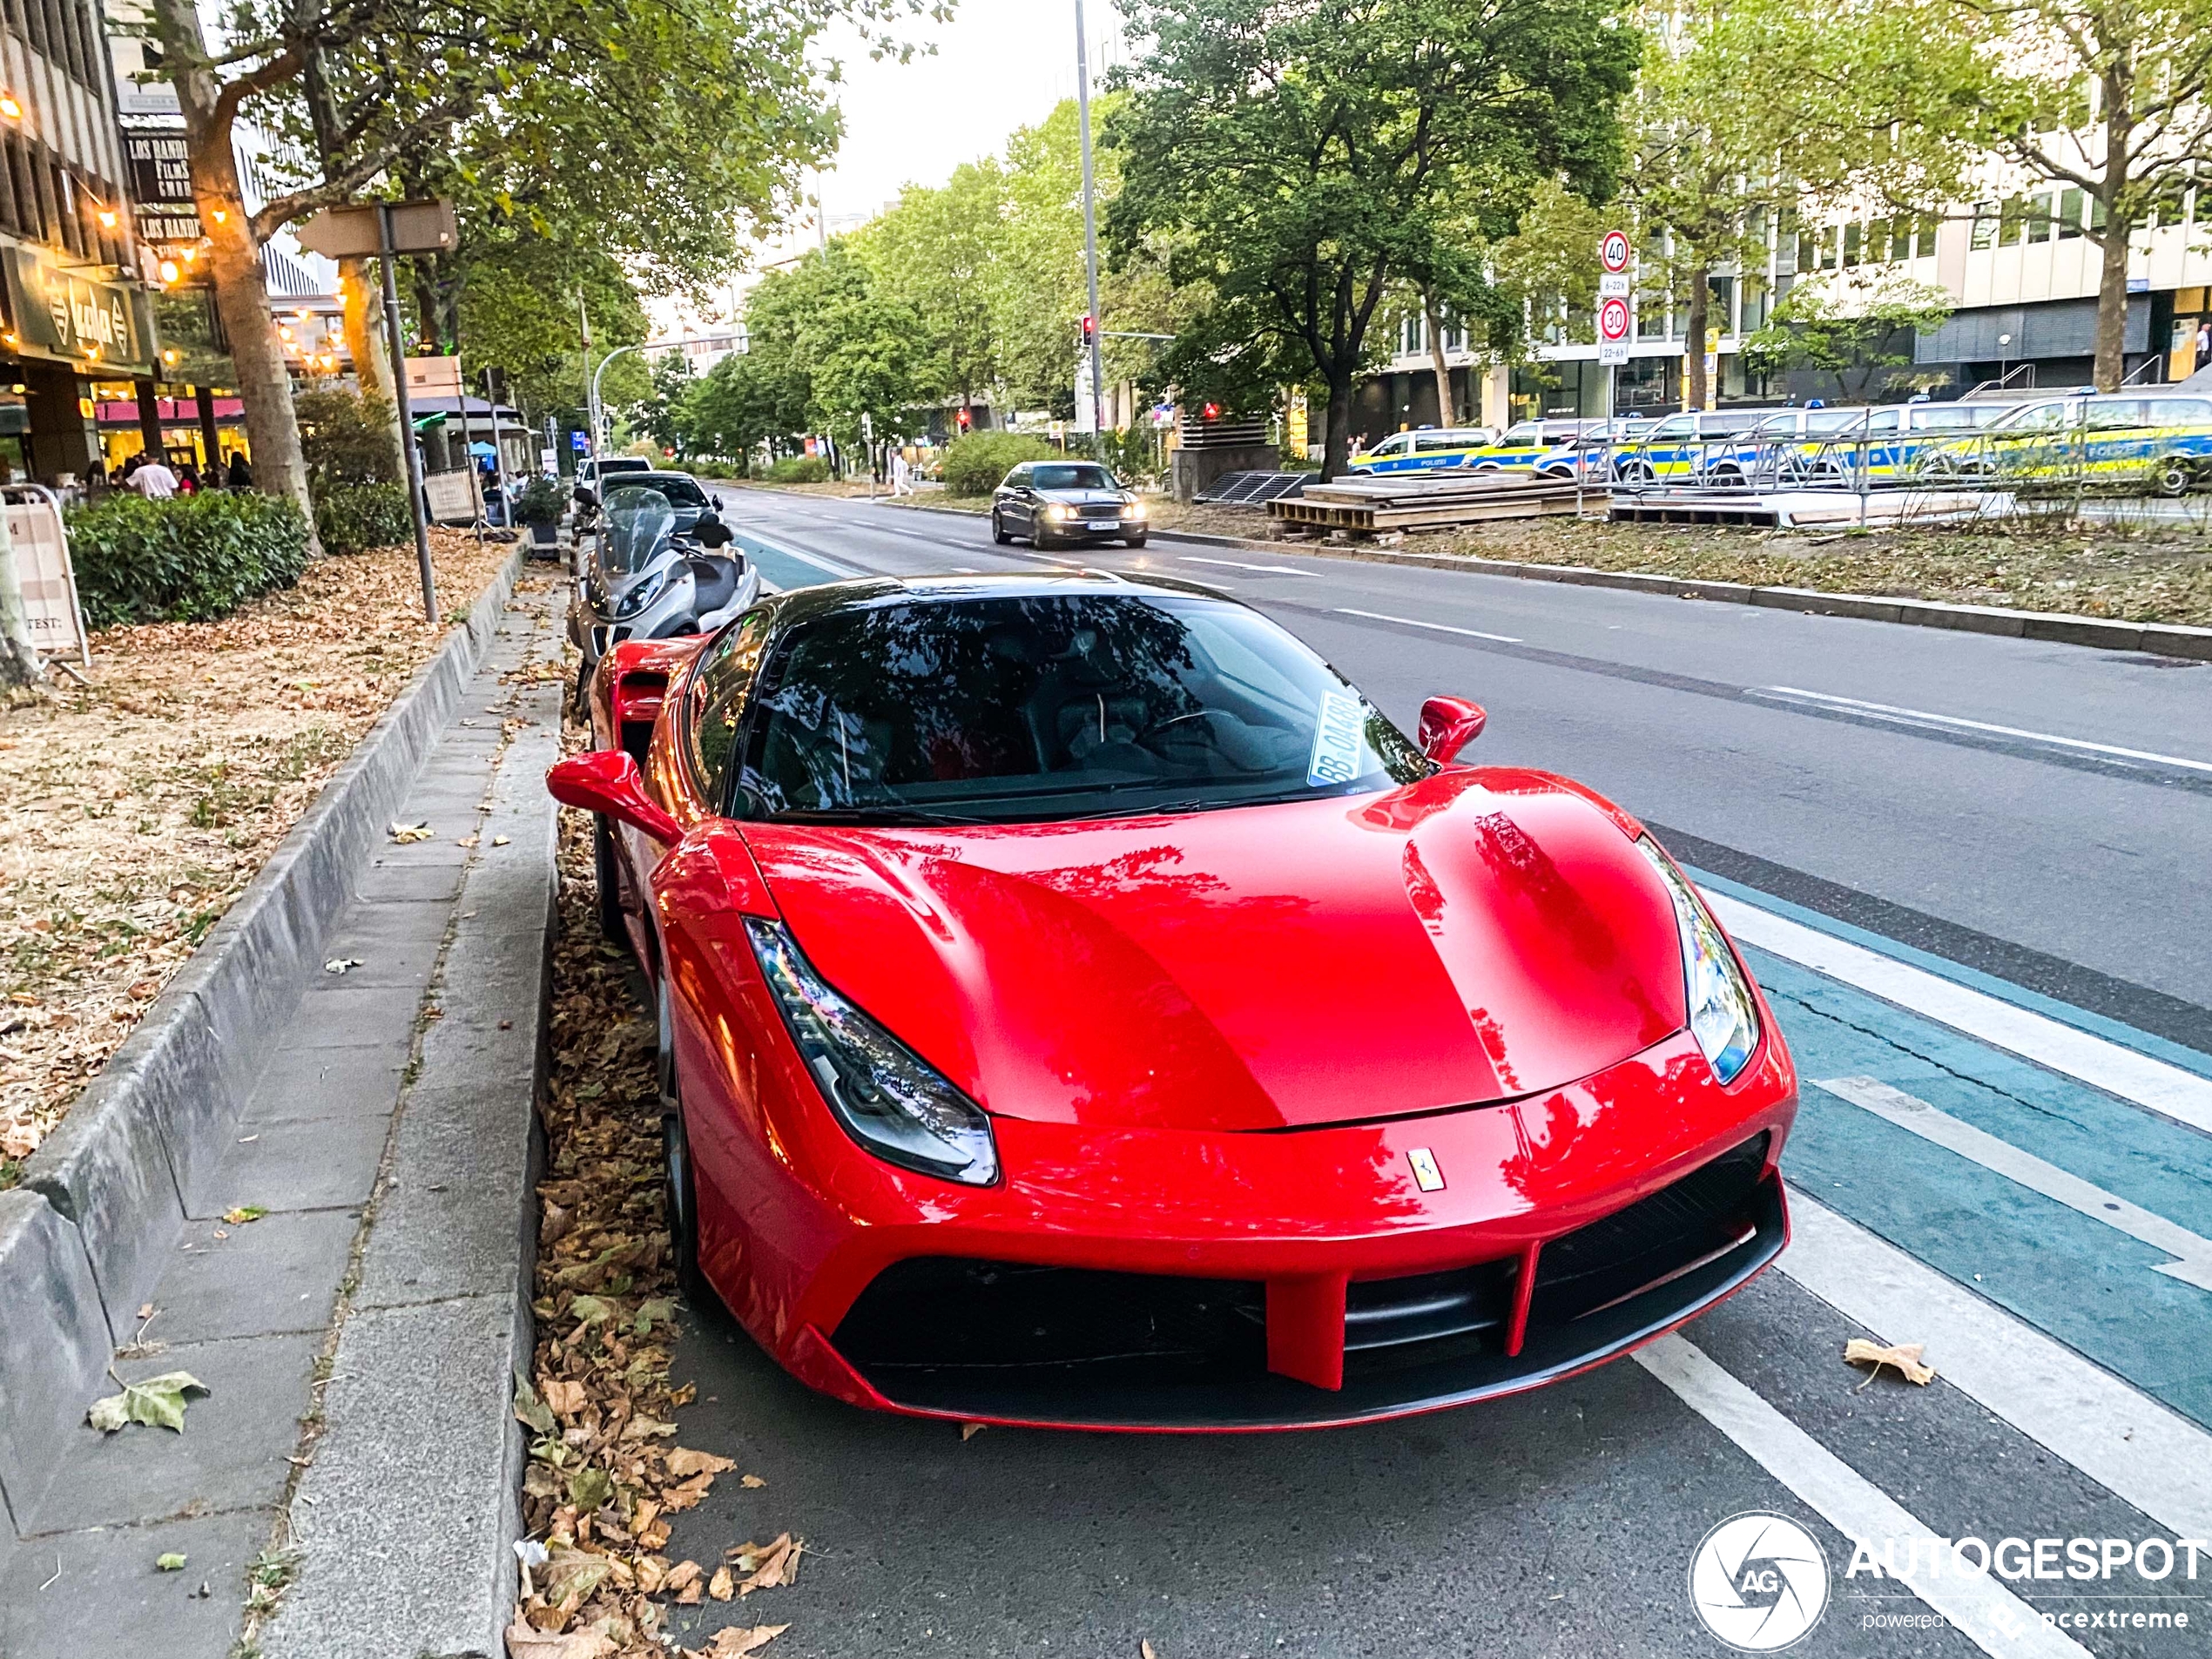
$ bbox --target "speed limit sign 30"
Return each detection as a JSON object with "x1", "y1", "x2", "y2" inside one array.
[{"x1": 1598, "y1": 293, "x2": 1631, "y2": 366}]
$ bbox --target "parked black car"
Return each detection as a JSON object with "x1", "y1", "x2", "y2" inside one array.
[{"x1": 991, "y1": 461, "x2": 1150, "y2": 549}]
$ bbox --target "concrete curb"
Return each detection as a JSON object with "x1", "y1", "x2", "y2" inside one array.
[
  {"x1": 875, "y1": 495, "x2": 2212, "y2": 662},
  {"x1": 258, "y1": 641, "x2": 562, "y2": 1659},
  {"x1": 0, "y1": 549, "x2": 527, "y2": 1533}
]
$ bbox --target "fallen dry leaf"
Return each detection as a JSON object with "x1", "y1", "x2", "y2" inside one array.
[
  {"x1": 699, "y1": 1627, "x2": 788, "y2": 1657},
  {"x1": 1844, "y1": 1338, "x2": 1936, "y2": 1387},
  {"x1": 388, "y1": 820, "x2": 433, "y2": 843},
  {"x1": 732, "y1": 1534, "x2": 801, "y2": 1596},
  {"x1": 541, "y1": 1379, "x2": 586, "y2": 1417},
  {"x1": 87, "y1": 1371, "x2": 207, "y2": 1433},
  {"x1": 707, "y1": 1564, "x2": 734, "y2": 1602},
  {"x1": 662, "y1": 1561, "x2": 702, "y2": 1598},
  {"x1": 664, "y1": 1447, "x2": 734, "y2": 1480},
  {"x1": 961, "y1": 1422, "x2": 986, "y2": 1441},
  {"x1": 739, "y1": 1474, "x2": 765, "y2": 1489},
  {"x1": 503, "y1": 1608, "x2": 614, "y2": 1659},
  {"x1": 1143, "y1": 1643, "x2": 1159, "y2": 1659}
]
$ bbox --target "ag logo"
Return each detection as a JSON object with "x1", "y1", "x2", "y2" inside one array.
[{"x1": 1689, "y1": 1512, "x2": 1830, "y2": 1651}]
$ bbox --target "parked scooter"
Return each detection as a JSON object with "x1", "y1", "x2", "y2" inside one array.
[{"x1": 569, "y1": 482, "x2": 759, "y2": 711}]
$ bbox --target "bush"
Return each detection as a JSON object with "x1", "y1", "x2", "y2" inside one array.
[
  {"x1": 295, "y1": 388, "x2": 401, "y2": 485},
  {"x1": 512, "y1": 476, "x2": 567, "y2": 528},
  {"x1": 314, "y1": 482, "x2": 414, "y2": 556},
  {"x1": 941, "y1": 432, "x2": 1058, "y2": 496},
  {"x1": 67, "y1": 493, "x2": 313, "y2": 627},
  {"x1": 765, "y1": 455, "x2": 830, "y2": 484}
]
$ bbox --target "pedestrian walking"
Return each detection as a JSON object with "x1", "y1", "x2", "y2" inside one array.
[
  {"x1": 226, "y1": 450, "x2": 253, "y2": 490},
  {"x1": 128, "y1": 454, "x2": 179, "y2": 499},
  {"x1": 891, "y1": 449, "x2": 915, "y2": 496}
]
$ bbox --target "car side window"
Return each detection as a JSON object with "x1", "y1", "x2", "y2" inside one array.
[
  {"x1": 688, "y1": 611, "x2": 771, "y2": 811},
  {"x1": 1003, "y1": 465, "x2": 1029, "y2": 488}
]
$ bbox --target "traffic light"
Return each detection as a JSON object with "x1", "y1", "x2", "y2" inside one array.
[
  {"x1": 956, "y1": 407, "x2": 973, "y2": 431},
  {"x1": 1079, "y1": 314, "x2": 1096, "y2": 349},
  {"x1": 1202, "y1": 401, "x2": 1222, "y2": 421}
]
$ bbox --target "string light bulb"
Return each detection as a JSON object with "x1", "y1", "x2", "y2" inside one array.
[{"x1": 0, "y1": 94, "x2": 22, "y2": 120}]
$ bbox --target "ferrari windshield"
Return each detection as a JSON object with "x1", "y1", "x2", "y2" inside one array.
[
  {"x1": 737, "y1": 593, "x2": 1432, "y2": 824},
  {"x1": 598, "y1": 485, "x2": 678, "y2": 576}
]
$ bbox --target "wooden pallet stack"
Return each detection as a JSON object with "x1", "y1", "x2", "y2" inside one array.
[{"x1": 1267, "y1": 471, "x2": 1595, "y2": 533}]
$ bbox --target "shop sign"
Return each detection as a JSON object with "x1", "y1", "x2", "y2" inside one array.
[
  {"x1": 124, "y1": 132, "x2": 204, "y2": 258},
  {"x1": 2, "y1": 246, "x2": 156, "y2": 374}
]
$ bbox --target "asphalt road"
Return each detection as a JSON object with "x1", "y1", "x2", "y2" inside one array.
[{"x1": 643, "y1": 487, "x2": 2212, "y2": 1659}]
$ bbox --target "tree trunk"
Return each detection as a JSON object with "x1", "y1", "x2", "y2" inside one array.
[
  {"x1": 1322, "y1": 368, "x2": 1354, "y2": 481},
  {"x1": 339, "y1": 256, "x2": 402, "y2": 458},
  {"x1": 153, "y1": 0, "x2": 314, "y2": 538},
  {"x1": 1684, "y1": 263, "x2": 1711, "y2": 413},
  {"x1": 1421, "y1": 290, "x2": 1455, "y2": 424},
  {"x1": 2092, "y1": 212, "x2": 2128, "y2": 393}
]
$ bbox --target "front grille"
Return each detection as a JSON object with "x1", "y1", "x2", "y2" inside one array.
[
  {"x1": 1528, "y1": 1133, "x2": 1770, "y2": 1326},
  {"x1": 828, "y1": 1135, "x2": 1782, "y2": 1428}
]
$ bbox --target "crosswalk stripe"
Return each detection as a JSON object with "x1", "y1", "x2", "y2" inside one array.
[
  {"x1": 1637, "y1": 1333, "x2": 2092, "y2": 1659},
  {"x1": 1703, "y1": 888, "x2": 2212, "y2": 1136},
  {"x1": 1815, "y1": 1076, "x2": 2212, "y2": 1291},
  {"x1": 1778, "y1": 1190, "x2": 2212, "y2": 1541}
]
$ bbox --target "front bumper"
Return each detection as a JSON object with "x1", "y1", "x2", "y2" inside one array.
[{"x1": 687, "y1": 1011, "x2": 1797, "y2": 1431}]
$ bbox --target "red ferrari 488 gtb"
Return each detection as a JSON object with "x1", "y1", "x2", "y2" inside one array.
[{"x1": 548, "y1": 573, "x2": 1796, "y2": 1431}]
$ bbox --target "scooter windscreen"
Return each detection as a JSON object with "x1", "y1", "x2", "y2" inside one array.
[{"x1": 598, "y1": 485, "x2": 681, "y2": 577}]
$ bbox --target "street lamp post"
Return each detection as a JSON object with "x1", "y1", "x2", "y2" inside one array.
[{"x1": 1075, "y1": 0, "x2": 1108, "y2": 455}]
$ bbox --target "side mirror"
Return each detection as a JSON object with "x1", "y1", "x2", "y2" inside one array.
[
  {"x1": 572, "y1": 486, "x2": 599, "y2": 512},
  {"x1": 546, "y1": 750, "x2": 683, "y2": 844},
  {"x1": 1417, "y1": 695, "x2": 1487, "y2": 764},
  {"x1": 696, "y1": 515, "x2": 732, "y2": 549}
]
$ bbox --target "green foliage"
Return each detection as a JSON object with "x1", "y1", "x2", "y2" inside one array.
[
  {"x1": 66, "y1": 494, "x2": 313, "y2": 627},
  {"x1": 634, "y1": 354, "x2": 697, "y2": 462},
  {"x1": 799, "y1": 295, "x2": 935, "y2": 447},
  {"x1": 511, "y1": 476, "x2": 568, "y2": 528},
  {"x1": 296, "y1": 389, "x2": 401, "y2": 485},
  {"x1": 941, "y1": 433, "x2": 1058, "y2": 497},
  {"x1": 313, "y1": 483, "x2": 415, "y2": 556},
  {"x1": 455, "y1": 233, "x2": 652, "y2": 432},
  {"x1": 765, "y1": 455, "x2": 831, "y2": 484},
  {"x1": 1739, "y1": 279, "x2": 1955, "y2": 403},
  {"x1": 1107, "y1": 0, "x2": 1640, "y2": 474}
]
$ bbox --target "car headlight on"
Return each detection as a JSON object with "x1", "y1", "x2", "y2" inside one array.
[
  {"x1": 1635, "y1": 837, "x2": 1760, "y2": 1085},
  {"x1": 745, "y1": 918, "x2": 1000, "y2": 1185},
  {"x1": 1125, "y1": 496, "x2": 1147, "y2": 518},
  {"x1": 611, "y1": 566, "x2": 670, "y2": 620}
]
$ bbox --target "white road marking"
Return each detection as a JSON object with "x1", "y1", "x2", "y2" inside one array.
[
  {"x1": 1779, "y1": 1191, "x2": 2212, "y2": 1543},
  {"x1": 1756, "y1": 686, "x2": 2212, "y2": 775},
  {"x1": 1334, "y1": 608, "x2": 1523, "y2": 644},
  {"x1": 1701, "y1": 889, "x2": 2212, "y2": 1136},
  {"x1": 1181, "y1": 556, "x2": 1317, "y2": 577},
  {"x1": 1636, "y1": 1333, "x2": 2091, "y2": 1659},
  {"x1": 1815, "y1": 1076, "x2": 2212, "y2": 1292}
]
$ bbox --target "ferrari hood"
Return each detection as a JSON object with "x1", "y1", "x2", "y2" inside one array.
[{"x1": 742, "y1": 769, "x2": 1689, "y2": 1133}]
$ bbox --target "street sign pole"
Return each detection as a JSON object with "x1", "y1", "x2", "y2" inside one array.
[
  {"x1": 484, "y1": 369, "x2": 511, "y2": 536},
  {"x1": 1074, "y1": 0, "x2": 1108, "y2": 459},
  {"x1": 378, "y1": 205, "x2": 438, "y2": 624}
]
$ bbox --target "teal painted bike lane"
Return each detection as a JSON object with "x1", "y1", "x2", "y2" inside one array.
[{"x1": 1738, "y1": 941, "x2": 2212, "y2": 1429}]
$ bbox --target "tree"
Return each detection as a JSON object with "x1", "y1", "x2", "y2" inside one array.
[
  {"x1": 856, "y1": 161, "x2": 1009, "y2": 415},
  {"x1": 139, "y1": 0, "x2": 948, "y2": 519},
  {"x1": 453, "y1": 233, "x2": 650, "y2": 435},
  {"x1": 295, "y1": 388, "x2": 402, "y2": 483},
  {"x1": 1739, "y1": 279, "x2": 1955, "y2": 402},
  {"x1": 799, "y1": 296, "x2": 937, "y2": 452},
  {"x1": 1932, "y1": 0, "x2": 2212, "y2": 389},
  {"x1": 1107, "y1": 0, "x2": 1641, "y2": 478},
  {"x1": 635, "y1": 355, "x2": 699, "y2": 463}
]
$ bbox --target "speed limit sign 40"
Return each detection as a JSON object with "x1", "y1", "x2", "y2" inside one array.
[
  {"x1": 1600, "y1": 229, "x2": 1631, "y2": 273},
  {"x1": 1598, "y1": 293, "x2": 1631, "y2": 365}
]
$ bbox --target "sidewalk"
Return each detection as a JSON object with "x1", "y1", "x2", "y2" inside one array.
[{"x1": 0, "y1": 580, "x2": 565, "y2": 1659}]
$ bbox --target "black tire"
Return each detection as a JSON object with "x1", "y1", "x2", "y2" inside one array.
[
  {"x1": 661, "y1": 1097, "x2": 716, "y2": 1308},
  {"x1": 571, "y1": 655, "x2": 594, "y2": 719},
  {"x1": 991, "y1": 511, "x2": 1012, "y2": 545},
  {"x1": 592, "y1": 814, "x2": 630, "y2": 953},
  {"x1": 1123, "y1": 534, "x2": 1148, "y2": 548}
]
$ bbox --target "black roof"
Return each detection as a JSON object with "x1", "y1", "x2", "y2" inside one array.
[{"x1": 756, "y1": 570, "x2": 1233, "y2": 632}]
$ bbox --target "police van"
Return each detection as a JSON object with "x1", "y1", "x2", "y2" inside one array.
[
  {"x1": 1918, "y1": 391, "x2": 2212, "y2": 493},
  {"x1": 1347, "y1": 427, "x2": 1499, "y2": 473}
]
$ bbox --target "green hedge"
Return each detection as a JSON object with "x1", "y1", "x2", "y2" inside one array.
[
  {"x1": 941, "y1": 432, "x2": 1058, "y2": 497},
  {"x1": 65, "y1": 492, "x2": 314, "y2": 627},
  {"x1": 765, "y1": 454, "x2": 830, "y2": 484},
  {"x1": 314, "y1": 482, "x2": 414, "y2": 556}
]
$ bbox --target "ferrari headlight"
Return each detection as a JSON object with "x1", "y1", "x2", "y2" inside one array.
[
  {"x1": 745, "y1": 918, "x2": 999, "y2": 1184},
  {"x1": 611, "y1": 566, "x2": 669, "y2": 620},
  {"x1": 1635, "y1": 838, "x2": 1760, "y2": 1085}
]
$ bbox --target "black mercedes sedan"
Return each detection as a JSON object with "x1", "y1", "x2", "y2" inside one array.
[{"x1": 990, "y1": 460, "x2": 1150, "y2": 550}]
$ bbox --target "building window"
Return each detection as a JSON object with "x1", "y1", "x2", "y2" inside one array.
[
  {"x1": 2028, "y1": 192, "x2": 2057, "y2": 242},
  {"x1": 1971, "y1": 201, "x2": 1997, "y2": 250},
  {"x1": 2059, "y1": 186, "x2": 2085, "y2": 238}
]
